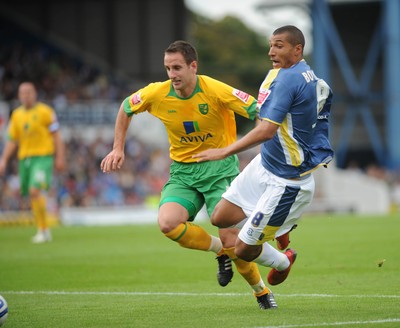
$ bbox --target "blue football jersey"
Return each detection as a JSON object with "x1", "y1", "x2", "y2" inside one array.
[{"x1": 257, "y1": 60, "x2": 334, "y2": 178}]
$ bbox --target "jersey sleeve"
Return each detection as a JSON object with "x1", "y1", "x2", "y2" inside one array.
[
  {"x1": 43, "y1": 104, "x2": 59, "y2": 132},
  {"x1": 203, "y1": 77, "x2": 257, "y2": 120},
  {"x1": 123, "y1": 83, "x2": 161, "y2": 117},
  {"x1": 259, "y1": 77, "x2": 294, "y2": 125},
  {"x1": 229, "y1": 88, "x2": 258, "y2": 120}
]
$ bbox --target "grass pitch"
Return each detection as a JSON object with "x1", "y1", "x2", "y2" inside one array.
[{"x1": 0, "y1": 213, "x2": 399, "y2": 327}]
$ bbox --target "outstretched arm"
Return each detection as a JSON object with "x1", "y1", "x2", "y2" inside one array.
[
  {"x1": 100, "y1": 102, "x2": 132, "y2": 173},
  {"x1": 193, "y1": 120, "x2": 279, "y2": 162}
]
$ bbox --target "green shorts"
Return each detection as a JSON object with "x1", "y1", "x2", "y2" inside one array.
[
  {"x1": 19, "y1": 156, "x2": 54, "y2": 196},
  {"x1": 160, "y1": 155, "x2": 240, "y2": 221}
]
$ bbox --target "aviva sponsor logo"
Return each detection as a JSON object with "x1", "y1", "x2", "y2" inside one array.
[
  {"x1": 180, "y1": 133, "x2": 213, "y2": 143},
  {"x1": 181, "y1": 121, "x2": 213, "y2": 143},
  {"x1": 183, "y1": 121, "x2": 200, "y2": 134}
]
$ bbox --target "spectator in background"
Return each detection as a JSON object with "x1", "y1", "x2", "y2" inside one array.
[{"x1": 0, "y1": 81, "x2": 65, "y2": 243}]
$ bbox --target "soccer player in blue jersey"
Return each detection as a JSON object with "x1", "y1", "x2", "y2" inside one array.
[{"x1": 194, "y1": 25, "x2": 334, "y2": 304}]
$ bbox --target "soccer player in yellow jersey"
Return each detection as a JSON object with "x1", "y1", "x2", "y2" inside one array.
[
  {"x1": 101, "y1": 40, "x2": 277, "y2": 309},
  {"x1": 0, "y1": 82, "x2": 65, "y2": 243}
]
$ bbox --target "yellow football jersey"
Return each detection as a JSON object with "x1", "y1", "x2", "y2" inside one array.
[
  {"x1": 123, "y1": 75, "x2": 257, "y2": 162},
  {"x1": 7, "y1": 102, "x2": 59, "y2": 159}
]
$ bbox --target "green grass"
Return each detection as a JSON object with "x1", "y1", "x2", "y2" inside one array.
[{"x1": 1, "y1": 214, "x2": 400, "y2": 327}]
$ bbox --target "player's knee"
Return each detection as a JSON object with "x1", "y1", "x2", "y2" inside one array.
[
  {"x1": 29, "y1": 188, "x2": 42, "y2": 198},
  {"x1": 210, "y1": 212, "x2": 220, "y2": 227},
  {"x1": 211, "y1": 199, "x2": 245, "y2": 228},
  {"x1": 158, "y1": 214, "x2": 183, "y2": 234},
  {"x1": 210, "y1": 207, "x2": 228, "y2": 228},
  {"x1": 158, "y1": 218, "x2": 175, "y2": 234},
  {"x1": 158, "y1": 202, "x2": 189, "y2": 233}
]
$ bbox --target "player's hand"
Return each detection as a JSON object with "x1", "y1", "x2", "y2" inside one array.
[
  {"x1": 54, "y1": 156, "x2": 66, "y2": 173},
  {"x1": 100, "y1": 150, "x2": 125, "y2": 173},
  {"x1": 192, "y1": 148, "x2": 228, "y2": 162}
]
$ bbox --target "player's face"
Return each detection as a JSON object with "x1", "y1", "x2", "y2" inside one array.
[
  {"x1": 164, "y1": 52, "x2": 197, "y2": 97},
  {"x1": 18, "y1": 82, "x2": 37, "y2": 109},
  {"x1": 268, "y1": 32, "x2": 302, "y2": 69}
]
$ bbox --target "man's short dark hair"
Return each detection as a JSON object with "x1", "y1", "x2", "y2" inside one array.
[
  {"x1": 273, "y1": 25, "x2": 305, "y2": 51},
  {"x1": 165, "y1": 40, "x2": 198, "y2": 65}
]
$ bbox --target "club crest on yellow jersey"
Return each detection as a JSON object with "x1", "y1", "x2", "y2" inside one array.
[{"x1": 198, "y1": 104, "x2": 208, "y2": 114}]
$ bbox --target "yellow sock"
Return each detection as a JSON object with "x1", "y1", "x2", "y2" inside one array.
[
  {"x1": 224, "y1": 247, "x2": 263, "y2": 286},
  {"x1": 164, "y1": 222, "x2": 218, "y2": 251},
  {"x1": 31, "y1": 195, "x2": 47, "y2": 230}
]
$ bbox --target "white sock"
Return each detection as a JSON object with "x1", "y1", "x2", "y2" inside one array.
[
  {"x1": 251, "y1": 279, "x2": 267, "y2": 294},
  {"x1": 208, "y1": 235, "x2": 223, "y2": 254},
  {"x1": 254, "y1": 243, "x2": 290, "y2": 271}
]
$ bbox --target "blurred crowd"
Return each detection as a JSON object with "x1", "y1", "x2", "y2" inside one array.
[
  {"x1": 0, "y1": 42, "x2": 133, "y2": 106},
  {"x1": 0, "y1": 134, "x2": 171, "y2": 211}
]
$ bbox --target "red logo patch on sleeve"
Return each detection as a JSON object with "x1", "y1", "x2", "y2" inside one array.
[
  {"x1": 257, "y1": 88, "x2": 271, "y2": 106},
  {"x1": 233, "y1": 89, "x2": 250, "y2": 103},
  {"x1": 131, "y1": 93, "x2": 142, "y2": 105}
]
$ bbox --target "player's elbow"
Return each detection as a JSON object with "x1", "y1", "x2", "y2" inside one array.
[{"x1": 258, "y1": 120, "x2": 278, "y2": 141}]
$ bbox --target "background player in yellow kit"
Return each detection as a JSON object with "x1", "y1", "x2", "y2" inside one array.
[
  {"x1": 101, "y1": 40, "x2": 277, "y2": 309},
  {"x1": 0, "y1": 81, "x2": 65, "y2": 243}
]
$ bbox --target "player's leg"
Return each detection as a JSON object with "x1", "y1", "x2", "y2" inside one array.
[
  {"x1": 30, "y1": 188, "x2": 51, "y2": 243},
  {"x1": 235, "y1": 209, "x2": 296, "y2": 286},
  {"x1": 214, "y1": 202, "x2": 261, "y2": 288},
  {"x1": 164, "y1": 158, "x2": 238, "y2": 284},
  {"x1": 25, "y1": 156, "x2": 54, "y2": 243},
  {"x1": 159, "y1": 161, "x2": 223, "y2": 254},
  {"x1": 215, "y1": 153, "x2": 294, "y2": 289},
  {"x1": 266, "y1": 175, "x2": 315, "y2": 284},
  {"x1": 236, "y1": 172, "x2": 315, "y2": 285},
  {"x1": 275, "y1": 224, "x2": 298, "y2": 250},
  {"x1": 209, "y1": 198, "x2": 247, "y2": 286},
  {"x1": 220, "y1": 228, "x2": 277, "y2": 309},
  {"x1": 209, "y1": 191, "x2": 276, "y2": 308},
  {"x1": 207, "y1": 155, "x2": 277, "y2": 307},
  {"x1": 159, "y1": 201, "x2": 222, "y2": 254},
  {"x1": 159, "y1": 201, "x2": 233, "y2": 291},
  {"x1": 235, "y1": 238, "x2": 297, "y2": 287}
]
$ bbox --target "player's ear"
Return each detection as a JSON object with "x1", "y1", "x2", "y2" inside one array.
[
  {"x1": 295, "y1": 44, "x2": 303, "y2": 56},
  {"x1": 190, "y1": 61, "x2": 198, "y2": 71}
]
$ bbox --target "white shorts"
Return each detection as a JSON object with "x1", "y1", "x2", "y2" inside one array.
[{"x1": 222, "y1": 154, "x2": 315, "y2": 246}]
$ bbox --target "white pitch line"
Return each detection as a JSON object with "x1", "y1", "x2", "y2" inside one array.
[
  {"x1": 2, "y1": 291, "x2": 399, "y2": 328},
  {"x1": 252, "y1": 318, "x2": 400, "y2": 328},
  {"x1": 2, "y1": 291, "x2": 400, "y2": 299}
]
